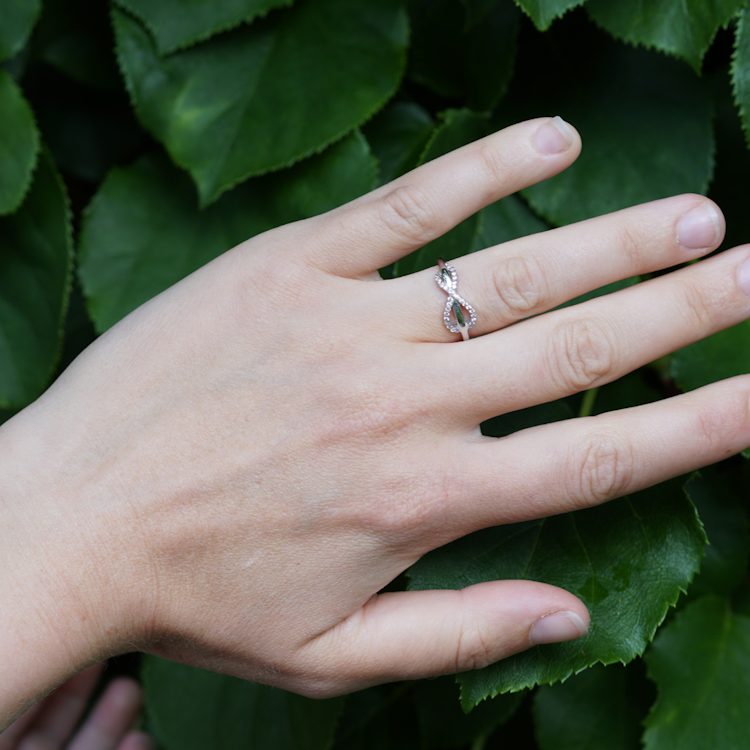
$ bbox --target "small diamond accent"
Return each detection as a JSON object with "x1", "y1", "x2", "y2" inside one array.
[{"x1": 434, "y1": 260, "x2": 477, "y2": 335}]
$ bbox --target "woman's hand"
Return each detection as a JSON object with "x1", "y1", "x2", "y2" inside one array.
[
  {"x1": 2, "y1": 116, "x2": 749, "y2": 723},
  {"x1": 0, "y1": 664, "x2": 152, "y2": 750}
]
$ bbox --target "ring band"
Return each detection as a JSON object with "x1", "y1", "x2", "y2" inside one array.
[{"x1": 435, "y1": 259, "x2": 477, "y2": 341}]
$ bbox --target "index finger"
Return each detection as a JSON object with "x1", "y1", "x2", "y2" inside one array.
[{"x1": 309, "y1": 117, "x2": 581, "y2": 277}]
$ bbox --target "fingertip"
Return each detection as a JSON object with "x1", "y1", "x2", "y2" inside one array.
[{"x1": 534, "y1": 116, "x2": 579, "y2": 156}]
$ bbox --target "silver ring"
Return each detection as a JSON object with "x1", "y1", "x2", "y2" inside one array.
[{"x1": 435, "y1": 259, "x2": 477, "y2": 341}]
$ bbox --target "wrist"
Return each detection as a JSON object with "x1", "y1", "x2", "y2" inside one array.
[{"x1": 0, "y1": 408, "x2": 151, "y2": 728}]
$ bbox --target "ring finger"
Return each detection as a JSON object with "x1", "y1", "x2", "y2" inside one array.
[{"x1": 385, "y1": 193, "x2": 724, "y2": 342}]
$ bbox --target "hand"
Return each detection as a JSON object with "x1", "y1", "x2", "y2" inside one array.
[
  {"x1": 2, "y1": 116, "x2": 749, "y2": 718},
  {"x1": 0, "y1": 664, "x2": 152, "y2": 750}
]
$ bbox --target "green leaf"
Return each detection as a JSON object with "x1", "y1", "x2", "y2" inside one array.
[
  {"x1": 408, "y1": 476, "x2": 706, "y2": 708},
  {"x1": 79, "y1": 132, "x2": 377, "y2": 332},
  {"x1": 415, "y1": 677, "x2": 522, "y2": 748},
  {"x1": 0, "y1": 152, "x2": 73, "y2": 407},
  {"x1": 0, "y1": 69, "x2": 40, "y2": 215},
  {"x1": 113, "y1": 0, "x2": 408, "y2": 206},
  {"x1": 407, "y1": 0, "x2": 520, "y2": 111},
  {"x1": 362, "y1": 100, "x2": 434, "y2": 186},
  {"x1": 589, "y1": 370, "x2": 662, "y2": 416},
  {"x1": 142, "y1": 656, "x2": 345, "y2": 750},
  {"x1": 732, "y1": 8, "x2": 750, "y2": 150},
  {"x1": 643, "y1": 596, "x2": 750, "y2": 750},
  {"x1": 482, "y1": 400, "x2": 574, "y2": 439},
  {"x1": 587, "y1": 0, "x2": 744, "y2": 74},
  {"x1": 684, "y1": 468, "x2": 750, "y2": 598},
  {"x1": 533, "y1": 662, "x2": 652, "y2": 750},
  {"x1": 0, "y1": 0, "x2": 41, "y2": 61},
  {"x1": 114, "y1": 0, "x2": 293, "y2": 54},
  {"x1": 470, "y1": 193, "x2": 549, "y2": 253},
  {"x1": 670, "y1": 322, "x2": 750, "y2": 392},
  {"x1": 497, "y1": 27, "x2": 714, "y2": 226},
  {"x1": 514, "y1": 0, "x2": 587, "y2": 31},
  {"x1": 394, "y1": 109, "x2": 490, "y2": 276}
]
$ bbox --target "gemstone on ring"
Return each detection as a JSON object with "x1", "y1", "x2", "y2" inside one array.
[{"x1": 435, "y1": 259, "x2": 476, "y2": 341}]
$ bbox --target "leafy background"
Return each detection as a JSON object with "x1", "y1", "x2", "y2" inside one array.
[{"x1": 2, "y1": 0, "x2": 750, "y2": 747}]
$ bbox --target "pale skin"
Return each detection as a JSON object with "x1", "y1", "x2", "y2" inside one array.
[{"x1": 3, "y1": 116, "x2": 750, "y2": 733}]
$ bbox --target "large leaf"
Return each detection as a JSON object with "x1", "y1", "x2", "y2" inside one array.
[
  {"x1": 670, "y1": 322, "x2": 750, "y2": 392},
  {"x1": 587, "y1": 0, "x2": 745, "y2": 73},
  {"x1": 79, "y1": 133, "x2": 377, "y2": 332},
  {"x1": 643, "y1": 596, "x2": 750, "y2": 750},
  {"x1": 408, "y1": 477, "x2": 706, "y2": 709},
  {"x1": 394, "y1": 109, "x2": 490, "y2": 276},
  {"x1": 496, "y1": 25, "x2": 714, "y2": 226},
  {"x1": 113, "y1": 0, "x2": 407, "y2": 206},
  {"x1": 684, "y1": 468, "x2": 750, "y2": 599},
  {"x1": 0, "y1": 69, "x2": 40, "y2": 215},
  {"x1": 514, "y1": 0, "x2": 587, "y2": 31},
  {"x1": 142, "y1": 656, "x2": 345, "y2": 750},
  {"x1": 363, "y1": 100, "x2": 434, "y2": 187},
  {"x1": 533, "y1": 663, "x2": 651, "y2": 750},
  {"x1": 732, "y1": 8, "x2": 750, "y2": 150},
  {"x1": 0, "y1": 0, "x2": 41, "y2": 61},
  {"x1": 114, "y1": 0, "x2": 293, "y2": 54},
  {"x1": 0, "y1": 152, "x2": 73, "y2": 407},
  {"x1": 407, "y1": 0, "x2": 520, "y2": 111}
]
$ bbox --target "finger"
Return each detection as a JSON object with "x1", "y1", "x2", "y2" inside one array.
[
  {"x1": 14, "y1": 664, "x2": 105, "y2": 750},
  {"x1": 458, "y1": 376, "x2": 750, "y2": 532},
  {"x1": 67, "y1": 678, "x2": 143, "y2": 750},
  {"x1": 298, "y1": 582, "x2": 589, "y2": 694},
  {"x1": 116, "y1": 732, "x2": 154, "y2": 750},
  {"x1": 452, "y1": 244, "x2": 750, "y2": 422},
  {"x1": 310, "y1": 117, "x2": 581, "y2": 277},
  {"x1": 386, "y1": 194, "x2": 724, "y2": 342}
]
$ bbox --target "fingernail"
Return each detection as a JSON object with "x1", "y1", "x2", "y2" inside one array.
[
  {"x1": 535, "y1": 116, "x2": 574, "y2": 155},
  {"x1": 529, "y1": 610, "x2": 588, "y2": 645},
  {"x1": 738, "y1": 255, "x2": 750, "y2": 297},
  {"x1": 677, "y1": 204, "x2": 721, "y2": 250}
]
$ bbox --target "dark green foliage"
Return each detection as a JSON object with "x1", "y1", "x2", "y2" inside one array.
[
  {"x1": 2, "y1": 0, "x2": 750, "y2": 746},
  {"x1": 408, "y1": 477, "x2": 706, "y2": 707}
]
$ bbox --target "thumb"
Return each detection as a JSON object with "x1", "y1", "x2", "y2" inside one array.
[{"x1": 301, "y1": 581, "x2": 589, "y2": 695}]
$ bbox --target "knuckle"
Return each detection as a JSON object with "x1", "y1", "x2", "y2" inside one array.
[
  {"x1": 378, "y1": 185, "x2": 440, "y2": 245},
  {"x1": 491, "y1": 255, "x2": 546, "y2": 321},
  {"x1": 676, "y1": 277, "x2": 727, "y2": 331},
  {"x1": 476, "y1": 142, "x2": 511, "y2": 195},
  {"x1": 454, "y1": 616, "x2": 495, "y2": 672},
  {"x1": 549, "y1": 318, "x2": 616, "y2": 393},
  {"x1": 569, "y1": 431, "x2": 634, "y2": 505},
  {"x1": 614, "y1": 222, "x2": 644, "y2": 267}
]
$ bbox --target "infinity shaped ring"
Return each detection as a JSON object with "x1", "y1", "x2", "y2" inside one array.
[{"x1": 435, "y1": 259, "x2": 477, "y2": 341}]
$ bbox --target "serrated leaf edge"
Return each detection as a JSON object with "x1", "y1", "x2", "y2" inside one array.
[
  {"x1": 111, "y1": 0, "x2": 295, "y2": 55},
  {"x1": 0, "y1": 70, "x2": 41, "y2": 217},
  {"x1": 512, "y1": 0, "x2": 588, "y2": 32},
  {"x1": 455, "y1": 483, "x2": 706, "y2": 711},
  {"x1": 111, "y1": 3, "x2": 409, "y2": 208}
]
